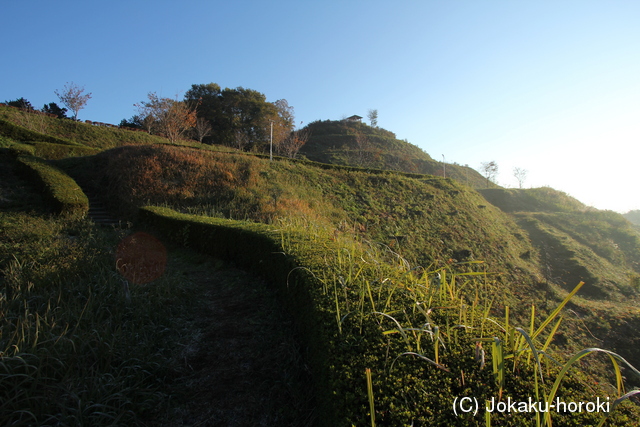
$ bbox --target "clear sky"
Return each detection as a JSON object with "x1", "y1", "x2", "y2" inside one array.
[{"x1": 3, "y1": 1, "x2": 639, "y2": 213}]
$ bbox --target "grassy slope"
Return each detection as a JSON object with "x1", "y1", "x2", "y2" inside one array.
[
  {"x1": 62, "y1": 142, "x2": 640, "y2": 374},
  {"x1": 0, "y1": 145, "x2": 312, "y2": 425},
  {"x1": 3, "y1": 106, "x2": 638, "y2": 353},
  {"x1": 74, "y1": 145, "x2": 538, "y2": 292},
  {"x1": 2, "y1": 107, "x2": 640, "y2": 422},
  {"x1": 478, "y1": 187, "x2": 640, "y2": 376},
  {"x1": 299, "y1": 119, "x2": 488, "y2": 188},
  {"x1": 625, "y1": 209, "x2": 640, "y2": 227}
]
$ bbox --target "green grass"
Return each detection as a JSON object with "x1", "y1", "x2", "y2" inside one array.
[
  {"x1": 140, "y1": 206, "x2": 640, "y2": 426},
  {"x1": 2, "y1": 103, "x2": 640, "y2": 425},
  {"x1": 0, "y1": 212, "x2": 193, "y2": 425},
  {"x1": 0, "y1": 104, "x2": 245, "y2": 158},
  {"x1": 479, "y1": 187, "x2": 589, "y2": 213},
  {"x1": 300, "y1": 119, "x2": 487, "y2": 187},
  {"x1": 14, "y1": 154, "x2": 88, "y2": 218},
  {"x1": 57, "y1": 141, "x2": 640, "y2": 369}
]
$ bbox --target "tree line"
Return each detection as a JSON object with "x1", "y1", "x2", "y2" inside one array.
[
  {"x1": 5, "y1": 82, "x2": 309, "y2": 158},
  {"x1": 121, "y1": 83, "x2": 309, "y2": 158}
]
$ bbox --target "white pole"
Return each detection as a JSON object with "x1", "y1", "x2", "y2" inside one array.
[
  {"x1": 270, "y1": 121, "x2": 273, "y2": 161},
  {"x1": 442, "y1": 154, "x2": 446, "y2": 178}
]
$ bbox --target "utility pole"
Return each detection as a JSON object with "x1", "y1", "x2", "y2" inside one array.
[
  {"x1": 442, "y1": 154, "x2": 446, "y2": 178},
  {"x1": 270, "y1": 121, "x2": 273, "y2": 161}
]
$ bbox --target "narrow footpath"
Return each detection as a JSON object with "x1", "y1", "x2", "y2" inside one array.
[
  {"x1": 161, "y1": 255, "x2": 316, "y2": 426},
  {"x1": 71, "y1": 178, "x2": 315, "y2": 425}
]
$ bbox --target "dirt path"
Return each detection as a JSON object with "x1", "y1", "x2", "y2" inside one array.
[{"x1": 160, "y1": 252, "x2": 316, "y2": 426}]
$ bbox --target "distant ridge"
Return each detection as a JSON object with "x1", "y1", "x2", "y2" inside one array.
[{"x1": 298, "y1": 119, "x2": 489, "y2": 187}]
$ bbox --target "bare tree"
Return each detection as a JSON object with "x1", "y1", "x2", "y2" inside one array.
[
  {"x1": 513, "y1": 167, "x2": 528, "y2": 189},
  {"x1": 233, "y1": 129, "x2": 250, "y2": 151},
  {"x1": 193, "y1": 117, "x2": 213, "y2": 143},
  {"x1": 55, "y1": 82, "x2": 92, "y2": 120},
  {"x1": 367, "y1": 109, "x2": 378, "y2": 127},
  {"x1": 279, "y1": 127, "x2": 310, "y2": 158},
  {"x1": 135, "y1": 93, "x2": 198, "y2": 142},
  {"x1": 16, "y1": 109, "x2": 48, "y2": 133},
  {"x1": 481, "y1": 161, "x2": 499, "y2": 188}
]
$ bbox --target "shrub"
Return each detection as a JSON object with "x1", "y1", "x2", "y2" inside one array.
[{"x1": 15, "y1": 154, "x2": 88, "y2": 218}]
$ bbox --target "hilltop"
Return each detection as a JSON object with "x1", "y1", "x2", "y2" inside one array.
[
  {"x1": 299, "y1": 118, "x2": 488, "y2": 187},
  {"x1": 1, "y1": 105, "x2": 640, "y2": 425}
]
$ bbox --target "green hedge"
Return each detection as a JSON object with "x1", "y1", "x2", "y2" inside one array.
[
  {"x1": 136, "y1": 207, "x2": 505, "y2": 426},
  {"x1": 15, "y1": 154, "x2": 89, "y2": 218}
]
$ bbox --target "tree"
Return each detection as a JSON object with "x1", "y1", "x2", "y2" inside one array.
[
  {"x1": 185, "y1": 83, "x2": 293, "y2": 150},
  {"x1": 279, "y1": 126, "x2": 310, "y2": 159},
  {"x1": 55, "y1": 82, "x2": 92, "y2": 120},
  {"x1": 481, "y1": 161, "x2": 499, "y2": 188},
  {"x1": 135, "y1": 92, "x2": 198, "y2": 142},
  {"x1": 367, "y1": 109, "x2": 378, "y2": 128},
  {"x1": 4, "y1": 97, "x2": 34, "y2": 110},
  {"x1": 223, "y1": 87, "x2": 281, "y2": 151},
  {"x1": 184, "y1": 83, "x2": 222, "y2": 144},
  {"x1": 42, "y1": 102, "x2": 67, "y2": 118},
  {"x1": 119, "y1": 115, "x2": 144, "y2": 129},
  {"x1": 161, "y1": 99, "x2": 198, "y2": 143},
  {"x1": 233, "y1": 128, "x2": 250, "y2": 151},
  {"x1": 272, "y1": 99, "x2": 295, "y2": 151},
  {"x1": 192, "y1": 117, "x2": 212, "y2": 142},
  {"x1": 513, "y1": 167, "x2": 528, "y2": 189}
]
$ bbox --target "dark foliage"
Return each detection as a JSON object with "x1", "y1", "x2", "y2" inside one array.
[
  {"x1": 4, "y1": 97, "x2": 34, "y2": 110},
  {"x1": 42, "y1": 102, "x2": 68, "y2": 119}
]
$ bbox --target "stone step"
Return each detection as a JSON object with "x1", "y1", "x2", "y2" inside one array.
[{"x1": 70, "y1": 176, "x2": 127, "y2": 227}]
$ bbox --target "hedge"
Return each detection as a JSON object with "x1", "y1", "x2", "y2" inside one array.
[
  {"x1": 15, "y1": 154, "x2": 89, "y2": 218},
  {"x1": 136, "y1": 207, "x2": 489, "y2": 426},
  {"x1": 29, "y1": 141, "x2": 98, "y2": 160}
]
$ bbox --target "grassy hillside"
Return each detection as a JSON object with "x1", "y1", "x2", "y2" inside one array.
[
  {"x1": 1, "y1": 107, "x2": 640, "y2": 424},
  {"x1": 625, "y1": 209, "x2": 640, "y2": 227},
  {"x1": 55, "y1": 142, "x2": 640, "y2": 378},
  {"x1": 68, "y1": 145, "x2": 538, "y2": 293},
  {"x1": 0, "y1": 104, "x2": 239, "y2": 158},
  {"x1": 476, "y1": 187, "x2": 640, "y2": 384},
  {"x1": 299, "y1": 119, "x2": 488, "y2": 188}
]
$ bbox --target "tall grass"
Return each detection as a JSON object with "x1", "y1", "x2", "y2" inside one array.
[
  {"x1": 274, "y1": 217, "x2": 640, "y2": 425},
  {"x1": 0, "y1": 213, "x2": 194, "y2": 425}
]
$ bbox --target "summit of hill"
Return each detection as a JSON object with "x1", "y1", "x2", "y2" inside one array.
[{"x1": 299, "y1": 118, "x2": 488, "y2": 187}]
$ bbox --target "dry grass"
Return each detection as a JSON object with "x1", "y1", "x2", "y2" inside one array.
[{"x1": 84, "y1": 144, "x2": 333, "y2": 225}]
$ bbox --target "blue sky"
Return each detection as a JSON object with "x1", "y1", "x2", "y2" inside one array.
[{"x1": 3, "y1": 1, "x2": 639, "y2": 212}]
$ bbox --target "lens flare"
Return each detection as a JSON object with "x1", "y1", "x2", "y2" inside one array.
[{"x1": 116, "y1": 232, "x2": 167, "y2": 284}]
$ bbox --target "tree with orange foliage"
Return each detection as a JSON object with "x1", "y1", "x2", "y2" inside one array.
[
  {"x1": 279, "y1": 127, "x2": 310, "y2": 159},
  {"x1": 136, "y1": 93, "x2": 198, "y2": 142}
]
